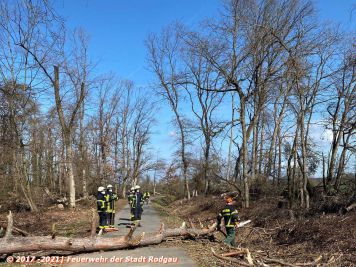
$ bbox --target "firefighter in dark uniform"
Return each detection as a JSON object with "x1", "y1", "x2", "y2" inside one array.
[
  {"x1": 130, "y1": 185, "x2": 144, "y2": 227},
  {"x1": 96, "y1": 186, "x2": 107, "y2": 232},
  {"x1": 217, "y1": 195, "x2": 240, "y2": 246},
  {"x1": 128, "y1": 187, "x2": 135, "y2": 222},
  {"x1": 106, "y1": 184, "x2": 118, "y2": 227}
]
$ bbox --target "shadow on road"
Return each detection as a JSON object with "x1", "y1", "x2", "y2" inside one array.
[{"x1": 118, "y1": 217, "x2": 131, "y2": 221}]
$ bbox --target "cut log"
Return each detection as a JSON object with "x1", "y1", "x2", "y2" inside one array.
[
  {"x1": 345, "y1": 203, "x2": 356, "y2": 212},
  {"x1": 211, "y1": 247, "x2": 253, "y2": 267},
  {"x1": 221, "y1": 248, "x2": 253, "y2": 265},
  {"x1": 221, "y1": 250, "x2": 246, "y2": 257},
  {"x1": 0, "y1": 222, "x2": 217, "y2": 254}
]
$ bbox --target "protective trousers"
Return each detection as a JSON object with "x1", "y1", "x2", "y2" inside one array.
[
  {"x1": 98, "y1": 212, "x2": 107, "y2": 229},
  {"x1": 224, "y1": 227, "x2": 236, "y2": 246},
  {"x1": 107, "y1": 212, "x2": 115, "y2": 227}
]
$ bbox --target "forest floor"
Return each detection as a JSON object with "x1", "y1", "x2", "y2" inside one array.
[
  {"x1": 152, "y1": 195, "x2": 356, "y2": 266},
  {"x1": 0, "y1": 198, "x2": 128, "y2": 238}
]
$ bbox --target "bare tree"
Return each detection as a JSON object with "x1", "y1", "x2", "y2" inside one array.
[
  {"x1": 5, "y1": 0, "x2": 91, "y2": 207},
  {"x1": 180, "y1": 0, "x2": 316, "y2": 207},
  {"x1": 146, "y1": 25, "x2": 191, "y2": 199},
  {"x1": 325, "y1": 44, "x2": 355, "y2": 192},
  {"x1": 183, "y1": 46, "x2": 225, "y2": 194}
]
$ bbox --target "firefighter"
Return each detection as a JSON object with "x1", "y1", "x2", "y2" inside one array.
[
  {"x1": 143, "y1": 191, "x2": 150, "y2": 205},
  {"x1": 216, "y1": 195, "x2": 240, "y2": 246},
  {"x1": 128, "y1": 187, "x2": 135, "y2": 222},
  {"x1": 96, "y1": 186, "x2": 107, "y2": 232},
  {"x1": 106, "y1": 184, "x2": 118, "y2": 227},
  {"x1": 130, "y1": 185, "x2": 144, "y2": 227}
]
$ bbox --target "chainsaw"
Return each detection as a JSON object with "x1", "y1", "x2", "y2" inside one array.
[
  {"x1": 236, "y1": 219, "x2": 251, "y2": 228},
  {"x1": 217, "y1": 220, "x2": 251, "y2": 237}
]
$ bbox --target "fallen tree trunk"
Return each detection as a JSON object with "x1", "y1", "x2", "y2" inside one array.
[{"x1": 0, "y1": 212, "x2": 217, "y2": 254}]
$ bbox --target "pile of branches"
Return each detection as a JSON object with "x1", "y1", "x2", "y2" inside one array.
[{"x1": 211, "y1": 247, "x2": 327, "y2": 267}]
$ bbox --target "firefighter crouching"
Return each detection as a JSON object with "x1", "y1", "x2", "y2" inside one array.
[{"x1": 217, "y1": 194, "x2": 240, "y2": 246}]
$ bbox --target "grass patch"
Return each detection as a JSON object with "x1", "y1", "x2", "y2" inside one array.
[
  {"x1": 151, "y1": 196, "x2": 183, "y2": 228},
  {"x1": 152, "y1": 195, "x2": 177, "y2": 206}
]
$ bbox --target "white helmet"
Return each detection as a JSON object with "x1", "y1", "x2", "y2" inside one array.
[
  {"x1": 134, "y1": 185, "x2": 140, "y2": 190},
  {"x1": 98, "y1": 186, "x2": 105, "y2": 192},
  {"x1": 130, "y1": 187, "x2": 135, "y2": 191},
  {"x1": 107, "y1": 184, "x2": 113, "y2": 189}
]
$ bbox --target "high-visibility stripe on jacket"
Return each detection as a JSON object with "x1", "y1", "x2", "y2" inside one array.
[
  {"x1": 128, "y1": 193, "x2": 134, "y2": 205},
  {"x1": 217, "y1": 205, "x2": 240, "y2": 228},
  {"x1": 105, "y1": 194, "x2": 112, "y2": 212},
  {"x1": 130, "y1": 192, "x2": 143, "y2": 208},
  {"x1": 106, "y1": 191, "x2": 118, "y2": 213}
]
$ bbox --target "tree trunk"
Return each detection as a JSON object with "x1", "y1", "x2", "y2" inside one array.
[
  {"x1": 277, "y1": 128, "x2": 282, "y2": 185},
  {"x1": 177, "y1": 114, "x2": 190, "y2": 200},
  {"x1": 79, "y1": 103, "x2": 88, "y2": 199},
  {"x1": 82, "y1": 169, "x2": 88, "y2": 199},
  {"x1": 14, "y1": 149, "x2": 38, "y2": 212},
  {"x1": 300, "y1": 111, "x2": 310, "y2": 209},
  {"x1": 226, "y1": 93, "x2": 235, "y2": 180},
  {"x1": 240, "y1": 97, "x2": 249, "y2": 208},
  {"x1": 204, "y1": 140, "x2": 211, "y2": 195},
  {"x1": 259, "y1": 114, "x2": 265, "y2": 177},
  {"x1": 64, "y1": 140, "x2": 76, "y2": 208},
  {"x1": 287, "y1": 125, "x2": 299, "y2": 208},
  {"x1": 0, "y1": 222, "x2": 217, "y2": 254},
  {"x1": 267, "y1": 103, "x2": 286, "y2": 179},
  {"x1": 334, "y1": 134, "x2": 351, "y2": 190},
  {"x1": 251, "y1": 104, "x2": 258, "y2": 184}
]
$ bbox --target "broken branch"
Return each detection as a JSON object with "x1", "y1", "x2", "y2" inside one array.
[{"x1": 211, "y1": 247, "x2": 253, "y2": 267}]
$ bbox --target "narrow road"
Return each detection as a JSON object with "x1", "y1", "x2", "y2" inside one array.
[{"x1": 65, "y1": 200, "x2": 197, "y2": 267}]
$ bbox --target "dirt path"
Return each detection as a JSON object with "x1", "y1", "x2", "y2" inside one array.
[{"x1": 65, "y1": 200, "x2": 197, "y2": 267}]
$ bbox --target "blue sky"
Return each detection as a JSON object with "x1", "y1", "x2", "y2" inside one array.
[
  {"x1": 54, "y1": 0, "x2": 223, "y2": 160},
  {"x1": 55, "y1": 0, "x2": 221, "y2": 84},
  {"x1": 54, "y1": 0, "x2": 355, "y2": 165},
  {"x1": 55, "y1": 0, "x2": 355, "y2": 83}
]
